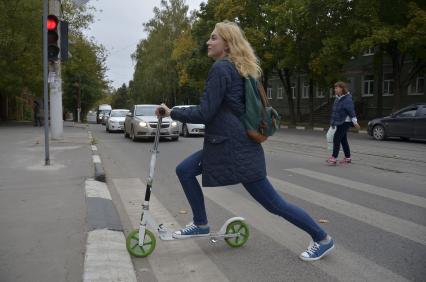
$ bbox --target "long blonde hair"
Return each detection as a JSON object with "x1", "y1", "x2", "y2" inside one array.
[{"x1": 214, "y1": 21, "x2": 262, "y2": 79}]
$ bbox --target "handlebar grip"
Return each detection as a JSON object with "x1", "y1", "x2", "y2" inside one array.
[{"x1": 158, "y1": 108, "x2": 166, "y2": 116}]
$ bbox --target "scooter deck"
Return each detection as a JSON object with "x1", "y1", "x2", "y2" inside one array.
[{"x1": 158, "y1": 231, "x2": 240, "y2": 241}]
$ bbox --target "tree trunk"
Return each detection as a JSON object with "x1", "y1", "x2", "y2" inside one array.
[
  {"x1": 278, "y1": 68, "x2": 296, "y2": 125},
  {"x1": 296, "y1": 73, "x2": 301, "y2": 121},
  {"x1": 374, "y1": 45, "x2": 384, "y2": 117},
  {"x1": 309, "y1": 78, "x2": 314, "y2": 126}
]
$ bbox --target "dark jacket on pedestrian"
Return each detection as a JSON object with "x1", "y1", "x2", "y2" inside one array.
[
  {"x1": 171, "y1": 59, "x2": 266, "y2": 187},
  {"x1": 330, "y1": 93, "x2": 356, "y2": 126}
]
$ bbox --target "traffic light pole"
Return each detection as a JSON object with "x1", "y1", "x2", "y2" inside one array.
[
  {"x1": 43, "y1": 0, "x2": 50, "y2": 165},
  {"x1": 49, "y1": 0, "x2": 64, "y2": 140}
]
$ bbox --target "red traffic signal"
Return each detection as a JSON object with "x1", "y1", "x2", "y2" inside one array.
[
  {"x1": 47, "y1": 15, "x2": 59, "y2": 61},
  {"x1": 47, "y1": 15, "x2": 58, "y2": 30}
]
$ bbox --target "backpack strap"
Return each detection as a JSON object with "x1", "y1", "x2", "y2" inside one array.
[{"x1": 256, "y1": 80, "x2": 269, "y2": 108}]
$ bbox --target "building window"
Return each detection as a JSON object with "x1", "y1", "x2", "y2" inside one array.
[
  {"x1": 277, "y1": 87, "x2": 283, "y2": 99},
  {"x1": 302, "y1": 81, "x2": 309, "y2": 99},
  {"x1": 291, "y1": 83, "x2": 296, "y2": 99},
  {"x1": 383, "y1": 73, "x2": 394, "y2": 96},
  {"x1": 316, "y1": 87, "x2": 325, "y2": 98},
  {"x1": 363, "y1": 48, "x2": 374, "y2": 56},
  {"x1": 329, "y1": 88, "x2": 335, "y2": 98},
  {"x1": 363, "y1": 75, "x2": 374, "y2": 96},
  {"x1": 408, "y1": 76, "x2": 425, "y2": 95},
  {"x1": 267, "y1": 88, "x2": 272, "y2": 99}
]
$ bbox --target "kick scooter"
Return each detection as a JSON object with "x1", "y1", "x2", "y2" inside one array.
[{"x1": 126, "y1": 109, "x2": 250, "y2": 258}]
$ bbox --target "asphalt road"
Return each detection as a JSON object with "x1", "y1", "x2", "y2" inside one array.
[{"x1": 90, "y1": 124, "x2": 426, "y2": 282}]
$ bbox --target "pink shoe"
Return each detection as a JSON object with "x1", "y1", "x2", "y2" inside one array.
[
  {"x1": 339, "y1": 157, "x2": 352, "y2": 164},
  {"x1": 326, "y1": 156, "x2": 337, "y2": 165}
]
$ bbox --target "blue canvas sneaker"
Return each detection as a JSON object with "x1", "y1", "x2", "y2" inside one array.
[
  {"x1": 173, "y1": 223, "x2": 210, "y2": 239},
  {"x1": 299, "y1": 238, "x2": 334, "y2": 261}
]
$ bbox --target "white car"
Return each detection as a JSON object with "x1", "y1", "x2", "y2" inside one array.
[
  {"x1": 172, "y1": 105, "x2": 205, "y2": 137},
  {"x1": 106, "y1": 109, "x2": 129, "y2": 132},
  {"x1": 124, "y1": 104, "x2": 179, "y2": 141},
  {"x1": 86, "y1": 110, "x2": 97, "y2": 124}
]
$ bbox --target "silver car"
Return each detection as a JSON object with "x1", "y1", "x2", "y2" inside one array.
[
  {"x1": 124, "y1": 104, "x2": 179, "y2": 141},
  {"x1": 106, "y1": 109, "x2": 129, "y2": 132},
  {"x1": 172, "y1": 105, "x2": 205, "y2": 137}
]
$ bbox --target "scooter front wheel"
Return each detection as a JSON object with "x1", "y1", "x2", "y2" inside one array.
[
  {"x1": 224, "y1": 220, "x2": 249, "y2": 248},
  {"x1": 126, "y1": 229, "x2": 156, "y2": 257}
]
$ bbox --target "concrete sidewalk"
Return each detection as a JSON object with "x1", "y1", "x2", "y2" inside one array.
[
  {"x1": 0, "y1": 122, "x2": 91, "y2": 281},
  {"x1": 0, "y1": 122, "x2": 137, "y2": 282}
]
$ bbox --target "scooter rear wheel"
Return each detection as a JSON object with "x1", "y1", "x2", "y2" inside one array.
[
  {"x1": 224, "y1": 220, "x2": 249, "y2": 248},
  {"x1": 126, "y1": 229, "x2": 156, "y2": 257}
]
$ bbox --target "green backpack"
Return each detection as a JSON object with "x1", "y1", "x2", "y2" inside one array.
[{"x1": 240, "y1": 77, "x2": 280, "y2": 143}]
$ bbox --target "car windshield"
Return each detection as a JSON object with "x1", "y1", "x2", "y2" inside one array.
[
  {"x1": 135, "y1": 106, "x2": 157, "y2": 116},
  {"x1": 110, "y1": 110, "x2": 128, "y2": 117}
]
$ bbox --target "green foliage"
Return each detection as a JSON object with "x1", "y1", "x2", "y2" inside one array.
[
  {"x1": 61, "y1": 34, "x2": 108, "y2": 117},
  {"x1": 61, "y1": 0, "x2": 109, "y2": 118},
  {"x1": 0, "y1": 0, "x2": 43, "y2": 97},
  {"x1": 111, "y1": 84, "x2": 131, "y2": 109},
  {"x1": 0, "y1": 0, "x2": 108, "y2": 120},
  {"x1": 130, "y1": 0, "x2": 192, "y2": 105}
]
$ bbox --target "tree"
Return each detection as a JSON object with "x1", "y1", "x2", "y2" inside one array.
[
  {"x1": 131, "y1": 0, "x2": 191, "y2": 105},
  {"x1": 111, "y1": 84, "x2": 131, "y2": 109},
  {"x1": 350, "y1": 0, "x2": 426, "y2": 110}
]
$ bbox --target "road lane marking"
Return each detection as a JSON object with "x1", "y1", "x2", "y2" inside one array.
[
  {"x1": 112, "y1": 178, "x2": 230, "y2": 282},
  {"x1": 267, "y1": 176, "x2": 426, "y2": 245},
  {"x1": 203, "y1": 187, "x2": 410, "y2": 282},
  {"x1": 286, "y1": 168, "x2": 426, "y2": 208}
]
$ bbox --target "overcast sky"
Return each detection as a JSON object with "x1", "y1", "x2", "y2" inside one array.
[{"x1": 84, "y1": 0, "x2": 204, "y2": 90}]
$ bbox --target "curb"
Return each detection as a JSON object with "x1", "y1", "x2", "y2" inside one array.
[
  {"x1": 88, "y1": 131, "x2": 106, "y2": 182},
  {"x1": 83, "y1": 130, "x2": 137, "y2": 282},
  {"x1": 83, "y1": 179, "x2": 136, "y2": 282},
  {"x1": 280, "y1": 125, "x2": 368, "y2": 134}
]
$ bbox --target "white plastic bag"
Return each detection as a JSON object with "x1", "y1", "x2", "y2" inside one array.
[{"x1": 326, "y1": 126, "x2": 336, "y2": 152}]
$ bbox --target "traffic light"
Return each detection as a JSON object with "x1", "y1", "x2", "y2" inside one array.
[
  {"x1": 60, "y1": 21, "x2": 68, "y2": 61},
  {"x1": 47, "y1": 15, "x2": 59, "y2": 61}
]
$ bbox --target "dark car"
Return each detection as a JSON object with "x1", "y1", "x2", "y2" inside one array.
[{"x1": 367, "y1": 103, "x2": 426, "y2": 141}]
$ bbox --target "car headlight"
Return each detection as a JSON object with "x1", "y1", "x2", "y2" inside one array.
[
  {"x1": 139, "y1": 121, "x2": 147, "y2": 127},
  {"x1": 171, "y1": 121, "x2": 177, "y2": 127}
]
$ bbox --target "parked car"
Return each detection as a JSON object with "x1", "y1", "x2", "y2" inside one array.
[
  {"x1": 123, "y1": 104, "x2": 179, "y2": 141},
  {"x1": 106, "y1": 109, "x2": 129, "y2": 132},
  {"x1": 367, "y1": 103, "x2": 426, "y2": 141},
  {"x1": 171, "y1": 105, "x2": 205, "y2": 137},
  {"x1": 97, "y1": 104, "x2": 112, "y2": 124}
]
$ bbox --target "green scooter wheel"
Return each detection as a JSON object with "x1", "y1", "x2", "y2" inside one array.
[
  {"x1": 224, "y1": 220, "x2": 249, "y2": 248},
  {"x1": 126, "y1": 229, "x2": 156, "y2": 257}
]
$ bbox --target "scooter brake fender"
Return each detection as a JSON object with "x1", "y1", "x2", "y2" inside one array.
[{"x1": 218, "y1": 217, "x2": 245, "y2": 235}]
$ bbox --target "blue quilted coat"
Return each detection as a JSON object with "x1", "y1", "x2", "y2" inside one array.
[
  {"x1": 170, "y1": 59, "x2": 266, "y2": 187},
  {"x1": 330, "y1": 93, "x2": 357, "y2": 126}
]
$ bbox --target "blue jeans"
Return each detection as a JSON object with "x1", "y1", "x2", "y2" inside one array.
[{"x1": 176, "y1": 150, "x2": 327, "y2": 242}]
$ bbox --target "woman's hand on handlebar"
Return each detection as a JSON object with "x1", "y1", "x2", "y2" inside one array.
[{"x1": 155, "y1": 103, "x2": 171, "y2": 117}]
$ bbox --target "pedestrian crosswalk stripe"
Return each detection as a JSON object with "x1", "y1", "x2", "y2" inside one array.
[
  {"x1": 286, "y1": 168, "x2": 426, "y2": 208},
  {"x1": 203, "y1": 188, "x2": 409, "y2": 282},
  {"x1": 85, "y1": 179, "x2": 111, "y2": 200},
  {"x1": 83, "y1": 230, "x2": 137, "y2": 282},
  {"x1": 268, "y1": 176, "x2": 426, "y2": 245},
  {"x1": 112, "y1": 178, "x2": 230, "y2": 282}
]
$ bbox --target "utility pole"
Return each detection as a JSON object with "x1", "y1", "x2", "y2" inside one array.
[
  {"x1": 49, "y1": 0, "x2": 64, "y2": 140},
  {"x1": 43, "y1": 0, "x2": 50, "y2": 165}
]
